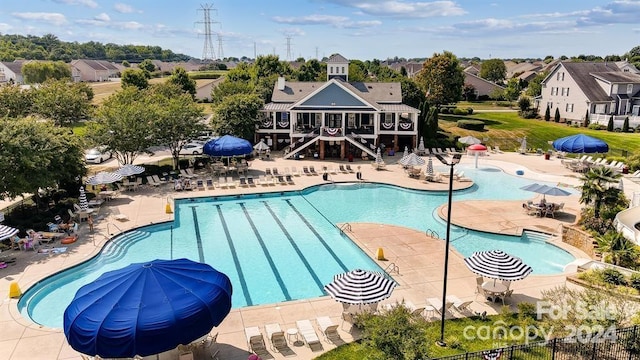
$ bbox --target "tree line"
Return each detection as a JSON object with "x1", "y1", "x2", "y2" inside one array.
[{"x1": 0, "y1": 33, "x2": 192, "y2": 63}]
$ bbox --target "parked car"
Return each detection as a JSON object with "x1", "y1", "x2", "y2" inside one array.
[
  {"x1": 179, "y1": 143, "x2": 204, "y2": 155},
  {"x1": 85, "y1": 147, "x2": 112, "y2": 164}
]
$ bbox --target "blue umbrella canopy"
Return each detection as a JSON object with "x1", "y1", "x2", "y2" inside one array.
[
  {"x1": 552, "y1": 134, "x2": 608, "y2": 153},
  {"x1": 203, "y1": 135, "x2": 253, "y2": 157},
  {"x1": 64, "y1": 258, "x2": 232, "y2": 358}
]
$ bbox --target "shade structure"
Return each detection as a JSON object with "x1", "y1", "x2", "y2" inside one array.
[
  {"x1": 426, "y1": 155, "x2": 434, "y2": 176},
  {"x1": 86, "y1": 172, "x2": 123, "y2": 185},
  {"x1": 64, "y1": 258, "x2": 233, "y2": 358},
  {"x1": 114, "y1": 164, "x2": 145, "y2": 177},
  {"x1": 403, "y1": 146, "x2": 409, "y2": 158},
  {"x1": 521, "y1": 183, "x2": 571, "y2": 200},
  {"x1": 253, "y1": 139, "x2": 270, "y2": 151},
  {"x1": 467, "y1": 144, "x2": 487, "y2": 168},
  {"x1": 398, "y1": 152, "x2": 425, "y2": 167},
  {"x1": 464, "y1": 250, "x2": 533, "y2": 281},
  {"x1": 203, "y1": 135, "x2": 253, "y2": 157},
  {"x1": 459, "y1": 135, "x2": 482, "y2": 145},
  {"x1": 324, "y1": 269, "x2": 396, "y2": 305},
  {"x1": 0, "y1": 224, "x2": 19, "y2": 241},
  {"x1": 552, "y1": 134, "x2": 609, "y2": 153},
  {"x1": 78, "y1": 187, "x2": 88, "y2": 211}
]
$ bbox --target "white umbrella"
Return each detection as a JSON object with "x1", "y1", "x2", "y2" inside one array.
[
  {"x1": 115, "y1": 164, "x2": 145, "y2": 177},
  {"x1": 375, "y1": 148, "x2": 384, "y2": 164},
  {"x1": 78, "y1": 187, "x2": 88, "y2": 211},
  {"x1": 86, "y1": 172, "x2": 123, "y2": 185},
  {"x1": 459, "y1": 136, "x2": 482, "y2": 145},
  {"x1": 403, "y1": 146, "x2": 409, "y2": 158},
  {"x1": 398, "y1": 153, "x2": 425, "y2": 167},
  {"x1": 464, "y1": 250, "x2": 533, "y2": 282},
  {"x1": 253, "y1": 140, "x2": 270, "y2": 151},
  {"x1": 0, "y1": 224, "x2": 19, "y2": 241},
  {"x1": 323, "y1": 269, "x2": 396, "y2": 305}
]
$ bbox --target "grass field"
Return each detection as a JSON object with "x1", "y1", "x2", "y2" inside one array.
[{"x1": 89, "y1": 78, "x2": 217, "y2": 105}]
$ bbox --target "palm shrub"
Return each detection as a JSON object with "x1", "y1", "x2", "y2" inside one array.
[
  {"x1": 602, "y1": 268, "x2": 627, "y2": 285},
  {"x1": 596, "y1": 231, "x2": 639, "y2": 268},
  {"x1": 630, "y1": 273, "x2": 640, "y2": 292}
]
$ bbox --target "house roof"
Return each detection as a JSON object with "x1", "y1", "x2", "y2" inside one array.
[
  {"x1": 590, "y1": 71, "x2": 640, "y2": 83},
  {"x1": 77, "y1": 59, "x2": 119, "y2": 71},
  {"x1": 2, "y1": 60, "x2": 26, "y2": 74},
  {"x1": 327, "y1": 54, "x2": 349, "y2": 63},
  {"x1": 559, "y1": 62, "x2": 620, "y2": 102},
  {"x1": 271, "y1": 78, "x2": 403, "y2": 105}
]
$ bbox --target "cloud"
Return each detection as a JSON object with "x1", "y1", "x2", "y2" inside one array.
[
  {"x1": 114, "y1": 3, "x2": 141, "y2": 14},
  {"x1": 320, "y1": 0, "x2": 466, "y2": 18},
  {"x1": 272, "y1": 14, "x2": 381, "y2": 29},
  {"x1": 52, "y1": 0, "x2": 98, "y2": 8},
  {"x1": 280, "y1": 27, "x2": 306, "y2": 37},
  {"x1": 95, "y1": 13, "x2": 111, "y2": 22},
  {"x1": 12, "y1": 12, "x2": 67, "y2": 26},
  {"x1": 577, "y1": 0, "x2": 640, "y2": 25},
  {"x1": 0, "y1": 23, "x2": 13, "y2": 32}
]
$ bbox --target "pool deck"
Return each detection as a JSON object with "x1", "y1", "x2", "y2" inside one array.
[{"x1": 2, "y1": 151, "x2": 638, "y2": 360}]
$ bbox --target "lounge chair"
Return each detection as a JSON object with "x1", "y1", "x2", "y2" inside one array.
[
  {"x1": 309, "y1": 166, "x2": 318, "y2": 175},
  {"x1": 186, "y1": 168, "x2": 198, "y2": 177},
  {"x1": 446, "y1": 295, "x2": 473, "y2": 315},
  {"x1": 303, "y1": 166, "x2": 311, "y2": 175},
  {"x1": 180, "y1": 169, "x2": 196, "y2": 179},
  {"x1": 206, "y1": 178, "x2": 215, "y2": 189},
  {"x1": 427, "y1": 297, "x2": 453, "y2": 317},
  {"x1": 339, "y1": 164, "x2": 348, "y2": 173},
  {"x1": 226, "y1": 176, "x2": 236, "y2": 188},
  {"x1": 196, "y1": 179, "x2": 205, "y2": 190},
  {"x1": 277, "y1": 175, "x2": 287, "y2": 185},
  {"x1": 285, "y1": 174, "x2": 294, "y2": 184},
  {"x1": 272, "y1": 168, "x2": 280, "y2": 176},
  {"x1": 146, "y1": 175, "x2": 161, "y2": 187},
  {"x1": 239, "y1": 177, "x2": 248, "y2": 187},
  {"x1": 265, "y1": 168, "x2": 272, "y2": 176},
  {"x1": 291, "y1": 166, "x2": 300, "y2": 176},
  {"x1": 345, "y1": 164, "x2": 354, "y2": 173},
  {"x1": 265, "y1": 323, "x2": 288, "y2": 352},
  {"x1": 244, "y1": 326, "x2": 267, "y2": 354},
  {"x1": 218, "y1": 177, "x2": 227, "y2": 189},
  {"x1": 328, "y1": 166, "x2": 338, "y2": 175},
  {"x1": 153, "y1": 174, "x2": 167, "y2": 184},
  {"x1": 247, "y1": 176, "x2": 256, "y2": 186},
  {"x1": 296, "y1": 319, "x2": 321, "y2": 348},
  {"x1": 259, "y1": 175, "x2": 269, "y2": 186},
  {"x1": 316, "y1": 316, "x2": 341, "y2": 344}
]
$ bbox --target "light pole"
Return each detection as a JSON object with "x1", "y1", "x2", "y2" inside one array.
[{"x1": 435, "y1": 153, "x2": 461, "y2": 347}]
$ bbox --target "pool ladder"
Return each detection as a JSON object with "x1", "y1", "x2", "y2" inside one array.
[
  {"x1": 339, "y1": 223, "x2": 352, "y2": 233},
  {"x1": 425, "y1": 228, "x2": 439, "y2": 239},
  {"x1": 384, "y1": 262, "x2": 400, "y2": 275}
]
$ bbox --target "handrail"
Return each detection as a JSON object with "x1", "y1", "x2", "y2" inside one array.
[
  {"x1": 425, "y1": 228, "x2": 439, "y2": 239},
  {"x1": 339, "y1": 223, "x2": 352, "y2": 233},
  {"x1": 107, "y1": 222, "x2": 124, "y2": 236},
  {"x1": 384, "y1": 262, "x2": 400, "y2": 275}
]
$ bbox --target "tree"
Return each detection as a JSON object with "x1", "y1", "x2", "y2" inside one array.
[
  {"x1": 554, "y1": 108, "x2": 560, "y2": 123},
  {"x1": 87, "y1": 86, "x2": 156, "y2": 164},
  {"x1": 607, "y1": 115, "x2": 614, "y2": 131},
  {"x1": 210, "y1": 93, "x2": 263, "y2": 140},
  {"x1": 584, "y1": 109, "x2": 590, "y2": 127},
  {"x1": 580, "y1": 167, "x2": 622, "y2": 218},
  {"x1": 0, "y1": 84, "x2": 34, "y2": 118},
  {"x1": 518, "y1": 96, "x2": 531, "y2": 111},
  {"x1": 210, "y1": 80, "x2": 254, "y2": 106},
  {"x1": 121, "y1": 68, "x2": 149, "y2": 90},
  {"x1": 31, "y1": 79, "x2": 93, "y2": 125},
  {"x1": 503, "y1": 78, "x2": 522, "y2": 104},
  {"x1": 489, "y1": 88, "x2": 504, "y2": 101},
  {"x1": 122, "y1": 60, "x2": 130, "y2": 67},
  {"x1": 138, "y1": 59, "x2": 156, "y2": 73},
  {"x1": 479, "y1": 58, "x2": 507, "y2": 84},
  {"x1": 0, "y1": 117, "x2": 85, "y2": 199},
  {"x1": 623, "y1": 117, "x2": 630, "y2": 132},
  {"x1": 525, "y1": 71, "x2": 547, "y2": 97},
  {"x1": 544, "y1": 105, "x2": 551, "y2": 121},
  {"x1": 296, "y1": 59, "x2": 324, "y2": 81},
  {"x1": 398, "y1": 78, "x2": 425, "y2": 109},
  {"x1": 149, "y1": 83, "x2": 205, "y2": 169},
  {"x1": 596, "y1": 231, "x2": 639, "y2": 267},
  {"x1": 22, "y1": 61, "x2": 72, "y2": 84},
  {"x1": 415, "y1": 51, "x2": 464, "y2": 106},
  {"x1": 167, "y1": 67, "x2": 196, "y2": 96}
]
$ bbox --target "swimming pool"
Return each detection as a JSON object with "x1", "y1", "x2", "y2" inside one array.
[{"x1": 19, "y1": 165, "x2": 575, "y2": 328}]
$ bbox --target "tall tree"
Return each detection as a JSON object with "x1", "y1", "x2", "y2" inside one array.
[
  {"x1": 210, "y1": 93, "x2": 263, "y2": 140},
  {"x1": 0, "y1": 117, "x2": 85, "y2": 199},
  {"x1": 554, "y1": 108, "x2": 561, "y2": 123},
  {"x1": 623, "y1": 117, "x2": 630, "y2": 132},
  {"x1": 544, "y1": 105, "x2": 551, "y2": 121},
  {"x1": 296, "y1": 59, "x2": 325, "y2": 81},
  {"x1": 149, "y1": 83, "x2": 205, "y2": 169},
  {"x1": 0, "y1": 84, "x2": 34, "y2": 118},
  {"x1": 210, "y1": 80, "x2": 254, "y2": 106},
  {"x1": 398, "y1": 78, "x2": 425, "y2": 109},
  {"x1": 525, "y1": 71, "x2": 547, "y2": 97},
  {"x1": 503, "y1": 78, "x2": 522, "y2": 104},
  {"x1": 479, "y1": 59, "x2": 507, "y2": 84},
  {"x1": 32, "y1": 79, "x2": 93, "y2": 125},
  {"x1": 138, "y1": 59, "x2": 156, "y2": 73},
  {"x1": 22, "y1": 61, "x2": 71, "y2": 84},
  {"x1": 415, "y1": 51, "x2": 464, "y2": 106},
  {"x1": 607, "y1": 115, "x2": 614, "y2": 131},
  {"x1": 121, "y1": 68, "x2": 149, "y2": 90},
  {"x1": 167, "y1": 66, "x2": 196, "y2": 96}
]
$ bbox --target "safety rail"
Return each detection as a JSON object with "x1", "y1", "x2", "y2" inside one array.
[
  {"x1": 107, "y1": 222, "x2": 124, "y2": 236},
  {"x1": 339, "y1": 223, "x2": 352, "y2": 233},
  {"x1": 425, "y1": 228, "x2": 439, "y2": 239},
  {"x1": 384, "y1": 262, "x2": 400, "y2": 275}
]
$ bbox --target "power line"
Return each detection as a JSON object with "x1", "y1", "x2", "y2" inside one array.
[{"x1": 196, "y1": 3, "x2": 219, "y2": 61}]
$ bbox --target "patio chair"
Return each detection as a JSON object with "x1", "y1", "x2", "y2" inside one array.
[
  {"x1": 499, "y1": 289, "x2": 514, "y2": 305},
  {"x1": 277, "y1": 175, "x2": 286, "y2": 185},
  {"x1": 339, "y1": 164, "x2": 348, "y2": 173},
  {"x1": 152, "y1": 174, "x2": 166, "y2": 185},
  {"x1": 265, "y1": 323, "x2": 288, "y2": 352},
  {"x1": 341, "y1": 311, "x2": 355, "y2": 331},
  {"x1": 244, "y1": 326, "x2": 267, "y2": 354},
  {"x1": 345, "y1": 164, "x2": 355, "y2": 173},
  {"x1": 427, "y1": 297, "x2": 453, "y2": 317},
  {"x1": 291, "y1": 166, "x2": 300, "y2": 176},
  {"x1": 447, "y1": 295, "x2": 473, "y2": 315},
  {"x1": 217, "y1": 177, "x2": 227, "y2": 189},
  {"x1": 272, "y1": 168, "x2": 280, "y2": 176},
  {"x1": 303, "y1": 166, "x2": 311, "y2": 175},
  {"x1": 146, "y1": 176, "x2": 161, "y2": 187},
  {"x1": 285, "y1": 174, "x2": 294, "y2": 184},
  {"x1": 206, "y1": 178, "x2": 215, "y2": 189},
  {"x1": 316, "y1": 316, "x2": 341, "y2": 344},
  {"x1": 196, "y1": 179, "x2": 205, "y2": 190},
  {"x1": 247, "y1": 176, "x2": 256, "y2": 186},
  {"x1": 296, "y1": 319, "x2": 321, "y2": 348},
  {"x1": 309, "y1": 166, "x2": 318, "y2": 175},
  {"x1": 239, "y1": 177, "x2": 248, "y2": 187}
]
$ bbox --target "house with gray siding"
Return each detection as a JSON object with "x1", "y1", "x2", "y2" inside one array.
[
  {"x1": 538, "y1": 61, "x2": 640, "y2": 128},
  {"x1": 0, "y1": 60, "x2": 27, "y2": 84},
  {"x1": 258, "y1": 54, "x2": 420, "y2": 160},
  {"x1": 71, "y1": 59, "x2": 120, "y2": 82},
  {"x1": 463, "y1": 72, "x2": 504, "y2": 99}
]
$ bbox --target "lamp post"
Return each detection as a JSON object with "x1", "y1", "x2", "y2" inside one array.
[{"x1": 435, "y1": 153, "x2": 462, "y2": 347}]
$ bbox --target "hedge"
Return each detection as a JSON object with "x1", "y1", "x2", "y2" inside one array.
[{"x1": 457, "y1": 120, "x2": 485, "y2": 131}]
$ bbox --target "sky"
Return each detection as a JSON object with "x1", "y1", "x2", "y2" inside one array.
[{"x1": 0, "y1": 0, "x2": 639, "y2": 61}]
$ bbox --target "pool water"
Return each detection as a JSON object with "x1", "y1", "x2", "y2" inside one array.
[{"x1": 19, "y1": 165, "x2": 575, "y2": 328}]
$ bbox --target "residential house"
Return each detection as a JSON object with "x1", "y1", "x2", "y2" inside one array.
[
  {"x1": 463, "y1": 64, "x2": 481, "y2": 76},
  {"x1": 195, "y1": 78, "x2": 223, "y2": 102},
  {"x1": 506, "y1": 62, "x2": 541, "y2": 79},
  {"x1": 258, "y1": 53, "x2": 420, "y2": 160},
  {"x1": 463, "y1": 72, "x2": 505, "y2": 100},
  {"x1": 71, "y1": 59, "x2": 121, "y2": 82},
  {"x1": 389, "y1": 61, "x2": 425, "y2": 78},
  {"x1": 0, "y1": 60, "x2": 28, "y2": 84},
  {"x1": 537, "y1": 61, "x2": 640, "y2": 127}
]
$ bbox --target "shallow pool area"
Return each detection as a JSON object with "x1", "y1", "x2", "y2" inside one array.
[{"x1": 19, "y1": 165, "x2": 576, "y2": 329}]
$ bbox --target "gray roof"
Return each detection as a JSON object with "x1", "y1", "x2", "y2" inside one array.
[
  {"x1": 590, "y1": 71, "x2": 640, "y2": 83},
  {"x1": 271, "y1": 79, "x2": 403, "y2": 106},
  {"x1": 560, "y1": 62, "x2": 620, "y2": 102},
  {"x1": 80, "y1": 59, "x2": 119, "y2": 71},
  {"x1": 327, "y1": 54, "x2": 349, "y2": 63},
  {"x1": 2, "y1": 60, "x2": 25, "y2": 74}
]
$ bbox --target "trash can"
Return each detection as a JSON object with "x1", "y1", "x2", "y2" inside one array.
[
  {"x1": 544, "y1": 153, "x2": 550, "y2": 160},
  {"x1": 623, "y1": 166, "x2": 629, "y2": 174}
]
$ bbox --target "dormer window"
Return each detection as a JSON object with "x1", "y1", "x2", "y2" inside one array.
[{"x1": 628, "y1": 84, "x2": 634, "y2": 94}]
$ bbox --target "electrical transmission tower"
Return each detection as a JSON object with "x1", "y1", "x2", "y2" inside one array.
[
  {"x1": 196, "y1": 3, "x2": 219, "y2": 62},
  {"x1": 217, "y1": 34, "x2": 224, "y2": 60},
  {"x1": 285, "y1": 36, "x2": 293, "y2": 61}
]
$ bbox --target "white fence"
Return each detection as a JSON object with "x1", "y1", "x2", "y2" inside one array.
[{"x1": 590, "y1": 114, "x2": 640, "y2": 129}]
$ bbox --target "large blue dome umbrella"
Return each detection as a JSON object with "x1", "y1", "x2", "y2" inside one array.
[
  {"x1": 203, "y1": 134, "x2": 253, "y2": 157},
  {"x1": 64, "y1": 258, "x2": 232, "y2": 358},
  {"x1": 552, "y1": 134, "x2": 609, "y2": 153}
]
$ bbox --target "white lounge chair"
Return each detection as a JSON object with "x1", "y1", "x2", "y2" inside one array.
[
  {"x1": 244, "y1": 326, "x2": 267, "y2": 354},
  {"x1": 316, "y1": 316, "x2": 341, "y2": 344},
  {"x1": 265, "y1": 323, "x2": 288, "y2": 352},
  {"x1": 296, "y1": 319, "x2": 321, "y2": 348},
  {"x1": 446, "y1": 295, "x2": 473, "y2": 315},
  {"x1": 427, "y1": 297, "x2": 453, "y2": 316}
]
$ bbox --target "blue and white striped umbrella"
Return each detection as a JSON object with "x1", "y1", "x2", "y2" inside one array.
[
  {"x1": 0, "y1": 224, "x2": 19, "y2": 241},
  {"x1": 115, "y1": 164, "x2": 145, "y2": 177},
  {"x1": 464, "y1": 250, "x2": 533, "y2": 281},
  {"x1": 426, "y1": 155, "x2": 434, "y2": 176},
  {"x1": 418, "y1": 137, "x2": 425, "y2": 152},
  {"x1": 324, "y1": 269, "x2": 396, "y2": 305},
  {"x1": 398, "y1": 153, "x2": 425, "y2": 167},
  {"x1": 86, "y1": 171, "x2": 123, "y2": 185},
  {"x1": 375, "y1": 148, "x2": 384, "y2": 164},
  {"x1": 403, "y1": 146, "x2": 409, "y2": 158},
  {"x1": 78, "y1": 187, "x2": 88, "y2": 211}
]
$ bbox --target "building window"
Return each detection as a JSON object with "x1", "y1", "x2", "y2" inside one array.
[
  {"x1": 384, "y1": 113, "x2": 394, "y2": 124},
  {"x1": 347, "y1": 113, "x2": 356, "y2": 127},
  {"x1": 594, "y1": 104, "x2": 607, "y2": 114},
  {"x1": 566, "y1": 88, "x2": 569, "y2": 96},
  {"x1": 628, "y1": 84, "x2": 634, "y2": 94},
  {"x1": 547, "y1": 102, "x2": 553, "y2": 109},
  {"x1": 342, "y1": 67, "x2": 345, "y2": 74},
  {"x1": 330, "y1": 66, "x2": 333, "y2": 74},
  {"x1": 561, "y1": 88, "x2": 566, "y2": 96},
  {"x1": 565, "y1": 104, "x2": 574, "y2": 112},
  {"x1": 556, "y1": 72, "x2": 565, "y2": 81}
]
